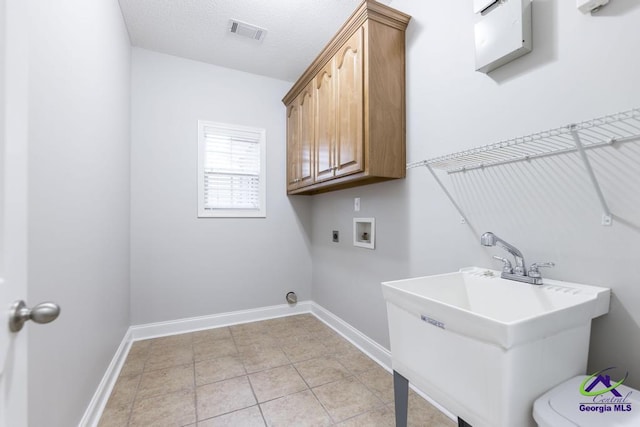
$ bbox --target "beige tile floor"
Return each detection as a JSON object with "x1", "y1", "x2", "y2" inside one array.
[{"x1": 98, "y1": 314, "x2": 455, "y2": 427}]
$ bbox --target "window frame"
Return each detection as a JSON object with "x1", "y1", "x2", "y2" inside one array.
[{"x1": 197, "y1": 120, "x2": 267, "y2": 218}]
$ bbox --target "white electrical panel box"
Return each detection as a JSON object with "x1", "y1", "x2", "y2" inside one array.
[
  {"x1": 474, "y1": 0, "x2": 532, "y2": 73},
  {"x1": 577, "y1": 0, "x2": 609, "y2": 14},
  {"x1": 474, "y1": 0, "x2": 498, "y2": 14}
]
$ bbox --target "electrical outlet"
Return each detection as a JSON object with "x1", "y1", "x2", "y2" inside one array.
[
  {"x1": 354, "y1": 197, "x2": 360, "y2": 212},
  {"x1": 332, "y1": 230, "x2": 339, "y2": 242}
]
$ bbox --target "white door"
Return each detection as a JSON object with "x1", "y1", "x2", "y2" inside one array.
[{"x1": 1, "y1": 1, "x2": 32, "y2": 425}]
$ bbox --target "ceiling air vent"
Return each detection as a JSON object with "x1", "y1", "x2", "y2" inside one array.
[{"x1": 228, "y1": 20, "x2": 267, "y2": 41}]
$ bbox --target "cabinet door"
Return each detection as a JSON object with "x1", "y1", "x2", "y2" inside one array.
[
  {"x1": 286, "y1": 101, "x2": 301, "y2": 191},
  {"x1": 298, "y1": 86, "x2": 314, "y2": 187},
  {"x1": 334, "y1": 26, "x2": 364, "y2": 177},
  {"x1": 314, "y1": 60, "x2": 335, "y2": 182},
  {"x1": 286, "y1": 87, "x2": 314, "y2": 191}
]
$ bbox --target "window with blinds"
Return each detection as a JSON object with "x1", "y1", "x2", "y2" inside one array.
[{"x1": 197, "y1": 121, "x2": 266, "y2": 217}]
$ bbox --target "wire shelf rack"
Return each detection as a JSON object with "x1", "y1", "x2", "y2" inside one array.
[
  {"x1": 407, "y1": 107, "x2": 640, "y2": 227},
  {"x1": 407, "y1": 107, "x2": 640, "y2": 173}
]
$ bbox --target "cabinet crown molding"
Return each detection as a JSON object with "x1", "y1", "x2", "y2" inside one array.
[{"x1": 282, "y1": 0, "x2": 410, "y2": 105}]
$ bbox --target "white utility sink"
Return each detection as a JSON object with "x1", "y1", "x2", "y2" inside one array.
[
  {"x1": 382, "y1": 267, "x2": 610, "y2": 427},
  {"x1": 383, "y1": 267, "x2": 610, "y2": 349}
]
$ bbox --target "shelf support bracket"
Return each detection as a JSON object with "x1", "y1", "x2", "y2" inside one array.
[
  {"x1": 425, "y1": 164, "x2": 475, "y2": 231},
  {"x1": 569, "y1": 125, "x2": 612, "y2": 226}
]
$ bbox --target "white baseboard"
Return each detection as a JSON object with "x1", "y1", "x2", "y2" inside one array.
[
  {"x1": 309, "y1": 302, "x2": 392, "y2": 370},
  {"x1": 310, "y1": 302, "x2": 455, "y2": 422},
  {"x1": 80, "y1": 300, "x2": 453, "y2": 426},
  {"x1": 78, "y1": 328, "x2": 133, "y2": 427},
  {"x1": 79, "y1": 302, "x2": 312, "y2": 426},
  {"x1": 129, "y1": 301, "x2": 313, "y2": 341}
]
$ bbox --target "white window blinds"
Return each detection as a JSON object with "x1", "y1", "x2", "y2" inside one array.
[{"x1": 198, "y1": 121, "x2": 266, "y2": 217}]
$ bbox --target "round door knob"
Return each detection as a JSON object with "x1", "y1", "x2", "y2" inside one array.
[{"x1": 9, "y1": 300, "x2": 61, "y2": 332}]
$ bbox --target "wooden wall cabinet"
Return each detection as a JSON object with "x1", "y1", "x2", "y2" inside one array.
[
  {"x1": 286, "y1": 83, "x2": 314, "y2": 190},
  {"x1": 283, "y1": 0, "x2": 410, "y2": 195}
]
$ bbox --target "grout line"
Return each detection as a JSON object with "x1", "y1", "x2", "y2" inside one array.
[
  {"x1": 290, "y1": 362, "x2": 335, "y2": 424},
  {"x1": 245, "y1": 372, "x2": 266, "y2": 425},
  {"x1": 105, "y1": 314, "x2": 443, "y2": 427},
  {"x1": 301, "y1": 318, "x2": 345, "y2": 424},
  {"x1": 308, "y1": 381, "x2": 339, "y2": 424},
  {"x1": 123, "y1": 389, "x2": 137, "y2": 426},
  {"x1": 123, "y1": 342, "x2": 154, "y2": 426},
  {"x1": 195, "y1": 405, "x2": 266, "y2": 426},
  {"x1": 256, "y1": 403, "x2": 269, "y2": 427}
]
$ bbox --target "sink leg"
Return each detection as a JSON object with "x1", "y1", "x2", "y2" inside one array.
[
  {"x1": 393, "y1": 370, "x2": 409, "y2": 427},
  {"x1": 458, "y1": 417, "x2": 473, "y2": 427}
]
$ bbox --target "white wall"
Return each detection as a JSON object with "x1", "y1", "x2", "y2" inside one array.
[
  {"x1": 311, "y1": 0, "x2": 640, "y2": 387},
  {"x1": 130, "y1": 48, "x2": 312, "y2": 325},
  {"x1": 20, "y1": 2, "x2": 640, "y2": 424},
  {"x1": 26, "y1": 0, "x2": 132, "y2": 426}
]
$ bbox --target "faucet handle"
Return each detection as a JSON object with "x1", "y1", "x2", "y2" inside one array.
[
  {"x1": 528, "y1": 262, "x2": 555, "y2": 278},
  {"x1": 492, "y1": 256, "x2": 513, "y2": 274}
]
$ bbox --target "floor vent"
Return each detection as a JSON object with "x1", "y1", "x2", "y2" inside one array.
[{"x1": 228, "y1": 19, "x2": 267, "y2": 41}]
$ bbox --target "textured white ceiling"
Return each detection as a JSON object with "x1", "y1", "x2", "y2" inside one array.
[{"x1": 118, "y1": 0, "x2": 390, "y2": 82}]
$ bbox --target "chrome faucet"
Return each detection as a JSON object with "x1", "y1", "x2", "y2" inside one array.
[
  {"x1": 480, "y1": 232, "x2": 526, "y2": 275},
  {"x1": 480, "y1": 232, "x2": 554, "y2": 285}
]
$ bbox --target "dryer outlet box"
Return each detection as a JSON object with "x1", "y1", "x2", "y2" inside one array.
[{"x1": 474, "y1": 0, "x2": 532, "y2": 73}]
